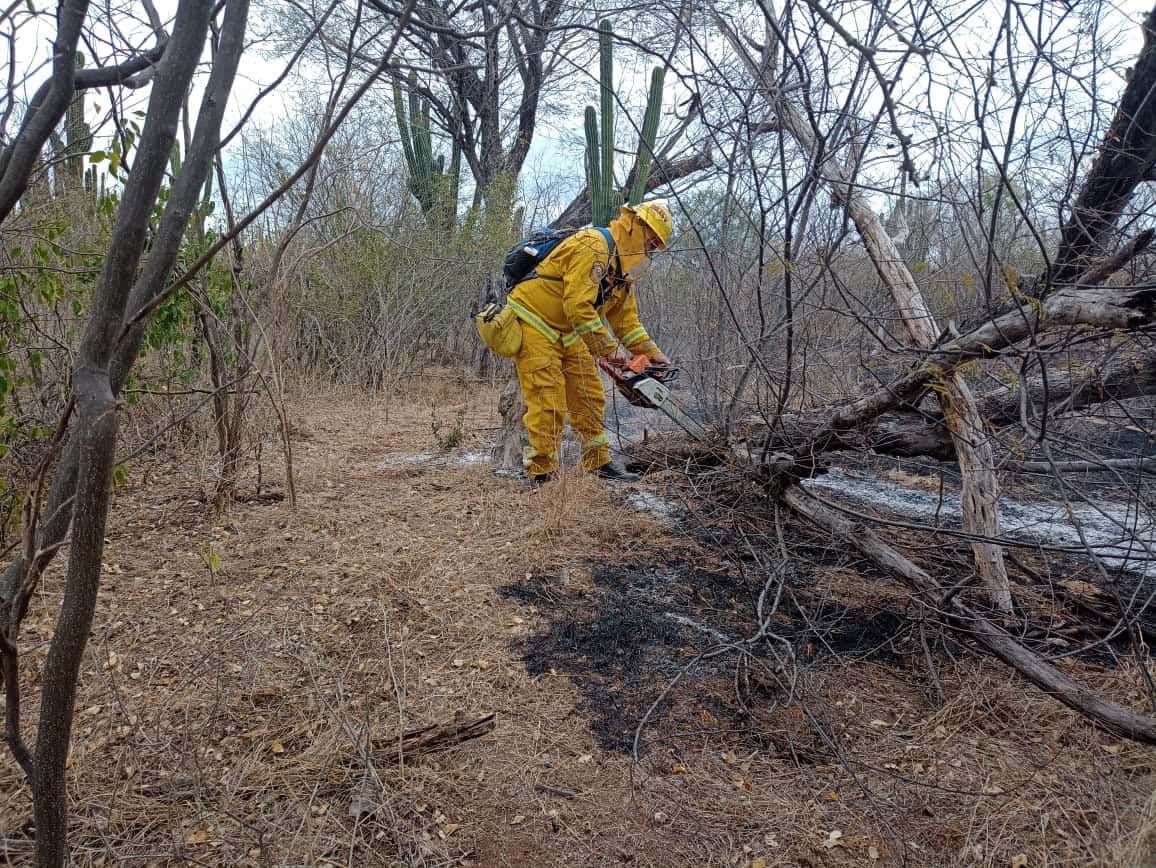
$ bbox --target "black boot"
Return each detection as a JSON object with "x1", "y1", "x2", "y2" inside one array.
[{"x1": 594, "y1": 461, "x2": 640, "y2": 482}]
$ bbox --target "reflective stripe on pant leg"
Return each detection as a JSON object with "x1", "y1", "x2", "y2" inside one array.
[
  {"x1": 578, "y1": 432, "x2": 610, "y2": 470},
  {"x1": 514, "y1": 325, "x2": 565, "y2": 476},
  {"x1": 561, "y1": 341, "x2": 611, "y2": 471}
]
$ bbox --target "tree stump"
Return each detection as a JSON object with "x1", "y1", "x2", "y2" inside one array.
[{"x1": 492, "y1": 373, "x2": 527, "y2": 473}]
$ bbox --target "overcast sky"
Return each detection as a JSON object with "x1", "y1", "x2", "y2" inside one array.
[{"x1": 3, "y1": 0, "x2": 1154, "y2": 218}]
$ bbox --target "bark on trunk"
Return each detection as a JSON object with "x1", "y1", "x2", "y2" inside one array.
[{"x1": 31, "y1": 369, "x2": 118, "y2": 868}]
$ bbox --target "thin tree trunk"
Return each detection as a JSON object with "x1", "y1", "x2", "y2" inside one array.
[
  {"x1": 12, "y1": 1, "x2": 246, "y2": 861},
  {"x1": 852, "y1": 216, "x2": 1012, "y2": 614},
  {"x1": 31, "y1": 368, "x2": 118, "y2": 867}
]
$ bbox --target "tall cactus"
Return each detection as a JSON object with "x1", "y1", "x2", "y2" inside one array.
[
  {"x1": 583, "y1": 20, "x2": 665, "y2": 224},
  {"x1": 597, "y1": 19, "x2": 616, "y2": 222},
  {"x1": 56, "y1": 51, "x2": 93, "y2": 191},
  {"x1": 393, "y1": 73, "x2": 458, "y2": 230}
]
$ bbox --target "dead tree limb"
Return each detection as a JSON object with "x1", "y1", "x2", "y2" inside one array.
[
  {"x1": 1010, "y1": 456, "x2": 1156, "y2": 474},
  {"x1": 980, "y1": 348, "x2": 1156, "y2": 429},
  {"x1": 550, "y1": 151, "x2": 713, "y2": 229},
  {"x1": 739, "y1": 344, "x2": 1156, "y2": 464},
  {"x1": 1048, "y1": 5, "x2": 1156, "y2": 288},
  {"x1": 782, "y1": 486, "x2": 1156, "y2": 743},
  {"x1": 793, "y1": 283, "x2": 1156, "y2": 459},
  {"x1": 1078, "y1": 228, "x2": 1155, "y2": 288},
  {"x1": 716, "y1": 7, "x2": 1013, "y2": 613}
]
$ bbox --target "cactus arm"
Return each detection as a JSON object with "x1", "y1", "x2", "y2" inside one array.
[
  {"x1": 411, "y1": 91, "x2": 435, "y2": 211},
  {"x1": 395, "y1": 74, "x2": 458, "y2": 229},
  {"x1": 628, "y1": 66, "x2": 665, "y2": 206},
  {"x1": 584, "y1": 105, "x2": 603, "y2": 223},
  {"x1": 60, "y1": 51, "x2": 90, "y2": 186},
  {"x1": 407, "y1": 74, "x2": 422, "y2": 159},
  {"x1": 199, "y1": 165, "x2": 214, "y2": 216},
  {"x1": 393, "y1": 79, "x2": 418, "y2": 182}
]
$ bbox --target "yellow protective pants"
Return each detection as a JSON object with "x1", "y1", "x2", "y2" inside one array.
[{"x1": 513, "y1": 323, "x2": 611, "y2": 477}]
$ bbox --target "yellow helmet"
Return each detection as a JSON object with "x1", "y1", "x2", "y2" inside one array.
[{"x1": 627, "y1": 199, "x2": 673, "y2": 250}]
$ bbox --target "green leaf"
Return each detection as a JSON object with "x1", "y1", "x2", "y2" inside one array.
[{"x1": 89, "y1": 150, "x2": 106, "y2": 163}]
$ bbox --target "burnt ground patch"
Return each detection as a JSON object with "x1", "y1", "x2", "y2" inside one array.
[
  {"x1": 499, "y1": 508, "x2": 1146, "y2": 753},
  {"x1": 498, "y1": 557, "x2": 918, "y2": 752}
]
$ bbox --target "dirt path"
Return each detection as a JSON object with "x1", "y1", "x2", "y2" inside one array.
[{"x1": 2, "y1": 379, "x2": 1154, "y2": 867}]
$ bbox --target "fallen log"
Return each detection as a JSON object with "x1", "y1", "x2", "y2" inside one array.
[
  {"x1": 1010, "y1": 456, "x2": 1156, "y2": 474},
  {"x1": 781, "y1": 486, "x2": 1156, "y2": 743},
  {"x1": 802, "y1": 284, "x2": 1156, "y2": 459},
  {"x1": 979, "y1": 350, "x2": 1156, "y2": 429},
  {"x1": 730, "y1": 346, "x2": 1156, "y2": 466}
]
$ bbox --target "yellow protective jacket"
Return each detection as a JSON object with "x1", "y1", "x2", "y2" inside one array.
[{"x1": 506, "y1": 225, "x2": 660, "y2": 359}]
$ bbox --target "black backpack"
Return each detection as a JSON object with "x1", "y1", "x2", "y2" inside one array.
[{"x1": 503, "y1": 226, "x2": 615, "y2": 290}]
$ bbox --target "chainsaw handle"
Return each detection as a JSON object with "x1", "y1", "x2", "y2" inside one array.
[{"x1": 597, "y1": 356, "x2": 626, "y2": 379}]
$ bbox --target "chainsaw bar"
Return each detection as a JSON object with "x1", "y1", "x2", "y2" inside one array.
[{"x1": 598, "y1": 358, "x2": 707, "y2": 440}]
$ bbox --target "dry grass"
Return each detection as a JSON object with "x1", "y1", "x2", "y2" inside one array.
[{"x1": 0, "y1": 376, "x2": 1154, "y2": 866}]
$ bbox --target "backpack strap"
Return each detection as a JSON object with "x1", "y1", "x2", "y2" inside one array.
[
  {"x1": 596, "y1": 227, "x2": 621, "y2": 277},
  {"x1": 594, "y1": 227, "x2": 630, "y2": 307},
  {"x1": 526, "y1": 227, "x2": 616, "y2": 285}
]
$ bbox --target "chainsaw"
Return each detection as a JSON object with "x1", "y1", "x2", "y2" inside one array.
[{"x1": 597, "y1": 354, "x2": 707, "y2": 440}]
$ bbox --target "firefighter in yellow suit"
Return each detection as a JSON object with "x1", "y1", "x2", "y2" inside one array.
[{"x1": 506, "y1": 200, "x2": 674, "y2": 484}]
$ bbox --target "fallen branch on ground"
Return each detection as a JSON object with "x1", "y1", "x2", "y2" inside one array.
[
  {"x1": 781, "y1": 486, "x2": 1156, "y2": 743},
  {"x1": 372, "y1": 712, "x2": 496, "y2": 761}
]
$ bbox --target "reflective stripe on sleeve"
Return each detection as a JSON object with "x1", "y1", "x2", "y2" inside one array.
[
  {"x1": 561, "y1": 318, "x2": 606, "y2": 347},
  {"x1": 619, "y1": 326, "x2": 650, "y2": 347}
]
